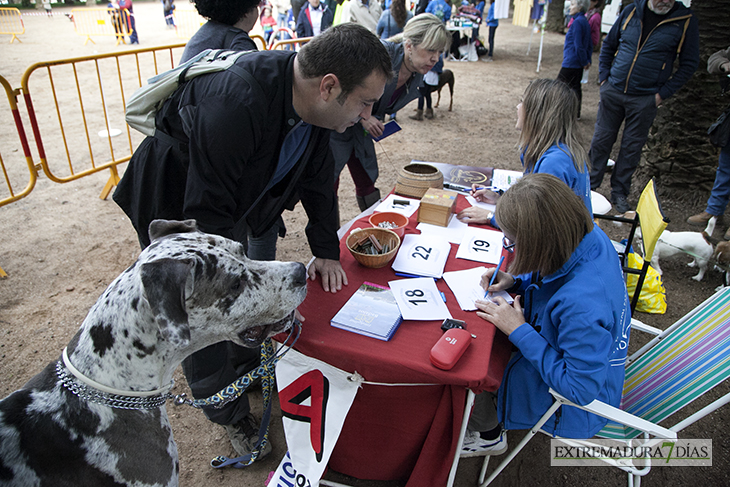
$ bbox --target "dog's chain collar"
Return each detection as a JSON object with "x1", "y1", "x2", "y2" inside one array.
[
  {"x1": 56, "y1": 361, "x2": 172, "y2": 410},
  {"x1": 173, "y1": 319, "x2": 301, "y2": 410}
]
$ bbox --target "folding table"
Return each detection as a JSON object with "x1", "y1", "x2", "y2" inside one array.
[{"x1": 291, "y1": 194, "x2": 512, "y2": 486}]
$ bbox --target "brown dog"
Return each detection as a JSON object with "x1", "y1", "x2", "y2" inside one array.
[
  {"x1": 434, "y1": 69, "x2": 454, "y2": 111},
  {"x1": 703, "y1": 231, "x2": 730, "y2": 289}
]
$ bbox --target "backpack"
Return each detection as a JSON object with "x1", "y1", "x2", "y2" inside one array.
[{"x1": 125, "y1": 49, "x2": 260, "y2": 136}]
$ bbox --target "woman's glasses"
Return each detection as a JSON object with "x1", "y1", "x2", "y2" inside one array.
[{"x1": 503, "y1": 236, "x2": 515, "y2": 253}]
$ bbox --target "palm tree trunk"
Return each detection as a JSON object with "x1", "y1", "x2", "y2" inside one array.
[{"x1": 640, "y1": 0, "x2": 730, "y2": 195}]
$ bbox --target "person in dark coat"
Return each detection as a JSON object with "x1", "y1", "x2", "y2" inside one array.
[
  {"x1": 113, "y1": 23, "x2": 392, "y2": 462},
  {"x1": 296, "y1": 0, "x2": 334, "y2": 37}
]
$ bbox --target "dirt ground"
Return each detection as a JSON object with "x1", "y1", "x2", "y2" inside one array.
[{"x1": 0, "y1": 2, "x2": 728, "y2": 486}]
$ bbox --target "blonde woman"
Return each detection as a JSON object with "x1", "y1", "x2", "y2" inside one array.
[
  {"x1": 457, "y1": 79, "x2": 592, "y2": 225},
  {"x1": 330, "y1": 13, "x2": 451, "y2": 211}
]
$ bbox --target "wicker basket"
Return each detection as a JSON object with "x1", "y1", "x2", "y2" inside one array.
[
  {"x1": 395, "y1": 163, "x2": 444, "y2": 198},
  {"x1": 346, "y1": 227, "x2": 401, "y2": 269}
]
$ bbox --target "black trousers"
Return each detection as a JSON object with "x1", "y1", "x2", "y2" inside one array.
[{"x1": 557, "y1": 66, "x2": 584, "y2": 118}]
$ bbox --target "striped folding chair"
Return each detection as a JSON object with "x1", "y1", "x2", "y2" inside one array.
[{"x1": 475, "y1": 286, "x2": 730, "y2": 487}]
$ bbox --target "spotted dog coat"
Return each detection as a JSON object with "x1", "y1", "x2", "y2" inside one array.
[{"x1": 0, "y1": 220, "x2": 307, "y2": 487}]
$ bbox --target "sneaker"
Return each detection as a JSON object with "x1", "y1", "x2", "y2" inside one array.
[
  {"x1": 687, "y1": 211, "x2": 717, "y2": 226},
  {"x1": 223, "y1": 413, "x2": 273, "y2": 460},
  {"x1": 724, "y1": 227, "x2": 730, "y2": 241},
  {"x1": 611, "y1": 194, "x2": 631, "y2": 214},
  {"x1": 460, "y1": 429, "x2": 508, "y2": 458},
  {"x1": 482, "y1": 56, "x2": 493, "y2": 62}
]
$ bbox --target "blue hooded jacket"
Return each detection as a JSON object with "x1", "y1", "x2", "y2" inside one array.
[
  {"x1": 599, "y1": 0, "x2": 699, "y2": 101},
  {"x1": 497, "y1": 225, "x2": 631, "y2": 438},
  {"x1": 562, "y1": 12, "x2": 592, "y2": 69}
]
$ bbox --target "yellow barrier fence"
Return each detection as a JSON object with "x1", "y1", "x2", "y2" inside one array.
[
  {"x1": 0, "y1": 74, "x2": 37, "y2": 278},
  {"x1": 172, "y1": 10, "x2": 267, "y2": 50},
  {"x1": 173, "y1": 8, "x2": 205, "y2": 40},
  {"x1": 0, "y1": 75, "x2": 36, "y2": 209},
  {"x1": 270, "y1": 35, "x2": 312, "y2": 51},
  {"x1": 20, "y1": 43, "x2": 187, "y2": 200},
  {"x1": 71, "y1": 8, "x2": 132, "y2": 45},
  {"x1": 0, "y1": 7, "x2": 24, "y2": 43}
]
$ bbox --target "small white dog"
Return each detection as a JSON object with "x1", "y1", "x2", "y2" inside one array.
[{"x1": 649, "y1": 217, "x2": 717, "y2": 281}]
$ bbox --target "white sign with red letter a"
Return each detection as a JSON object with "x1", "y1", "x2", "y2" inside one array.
[{"x1": 269, "y1": 347, "x2": 361, "y2": 487}]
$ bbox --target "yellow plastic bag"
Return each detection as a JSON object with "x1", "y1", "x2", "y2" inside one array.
[{"x1": 626, "y1": 252, "x2": 667, "y2": 314}]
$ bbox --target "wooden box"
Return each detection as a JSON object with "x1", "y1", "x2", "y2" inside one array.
[{"x1": 417, "y1": 188, "x2": 458, "y2": 227}]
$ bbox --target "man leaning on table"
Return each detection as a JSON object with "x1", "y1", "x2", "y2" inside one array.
[{"x1": 113, "y1": 23, "x2": 392, "y2": 460}]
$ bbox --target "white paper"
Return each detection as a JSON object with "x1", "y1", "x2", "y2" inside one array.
[
  {"x1": 391, "y1": 234, "x2": 452, "y2": 278},
  {"x1": 388, "y1": 277, "x2": 452, "y2": 321},
  {"x1": 443, "y1": 267, "x2": 514, "y2": 311},
  {"x1": 372, "y1": 194, "x2": 420, "y2": 218},
  {"x1": 416, "y1": 216, "x2": 468, "y2": 244},
  {"x1": 456, "y1": 227, "x2": 505, "y2": 265},
  {"x1": 465, "y1": 195, "x2": 496, "y2": 213},
  {"x1": 491, "y1": 169, "x2": 523, "y2": 192}
]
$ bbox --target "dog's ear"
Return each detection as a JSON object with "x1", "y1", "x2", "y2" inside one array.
[
  {"x1": 140, "y1": 258, "x2": 195, "y2": 347},
  {"x1": 148, "y1": 219, "x2": 198, "y2": 242}
]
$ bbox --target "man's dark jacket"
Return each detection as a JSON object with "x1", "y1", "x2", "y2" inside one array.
[
  {"x1": 599, "y1": 0, "x2": 699, "y2": 101},
  {"x1": 113, "y1": 50, "x2": 340, "y2": 260}
]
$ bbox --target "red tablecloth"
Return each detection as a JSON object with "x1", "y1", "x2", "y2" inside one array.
[{"x1": 290, "y1": 195, "x2": 512, "y2": 486}]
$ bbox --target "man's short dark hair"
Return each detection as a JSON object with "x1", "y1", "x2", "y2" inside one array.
[
  {"x1": 297, "y1": 23, "x2": 393, "y2": 97},
  {"x1": 192, "y1": 0, "x2": 260, "y2": 26}
]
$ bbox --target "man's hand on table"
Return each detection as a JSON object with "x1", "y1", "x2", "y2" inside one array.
[{"x1": 308, "y1": 258, "x2": 348, "y2": 293}]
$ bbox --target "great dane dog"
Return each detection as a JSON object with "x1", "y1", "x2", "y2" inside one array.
[{"x1": 0, "y1": 219, "x2": 307, "y2": 486}]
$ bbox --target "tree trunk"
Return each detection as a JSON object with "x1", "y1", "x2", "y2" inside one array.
[
  {"x1": 545, "y1": 0, "x2": 565, "y2": 33},
  {"x1": 640, "y1": 0, "x2": 730, "y2": 196}
]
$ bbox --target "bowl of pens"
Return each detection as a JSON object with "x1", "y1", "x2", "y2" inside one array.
[
  {"x1": 346, "y1": 227, "x2": 401, "y2": 269},
  {"x1": 368, "y1": 211, "x2": 409, "y2": 238}
]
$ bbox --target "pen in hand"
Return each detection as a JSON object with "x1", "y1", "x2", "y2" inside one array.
[{"x1": 485, "y1": 255, "x2": 506, "y2": 299}]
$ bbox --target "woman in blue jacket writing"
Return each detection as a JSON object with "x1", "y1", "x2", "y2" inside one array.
[{"x1": 461, "y1": 173, "x2": 631, "y2": 456}]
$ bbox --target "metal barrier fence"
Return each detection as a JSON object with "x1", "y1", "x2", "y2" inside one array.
[
  {"x1": 70, "y1": 7, "x2": 132, "y2": 45},
  {"x1": 0, "y1": 74, "x2": 36, "y2": 208},
  {"x1": 0, "y1": 74, "x2": 36, "y2": 278},
  {"x1": 0, "y1": 7, "x2": 24, "y2": 43},
  {"x1": 270, "y1": 35, "x2": 312, "y2": 51},
  {"x1": 173, "y1": 8, "x2": 204, "y2": 40},
  {"x1": 172, "y1": 10, "x2": 267, "y2": 50},
  {"x1": 19, "y1": 43, "x2": 187, "y2": 200}
]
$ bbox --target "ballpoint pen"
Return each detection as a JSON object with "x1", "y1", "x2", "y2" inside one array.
[{"x1": 485, "y1": 254, "x2": 506, "y2": 299}]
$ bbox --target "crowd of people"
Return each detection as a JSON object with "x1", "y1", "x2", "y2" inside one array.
[{"x1": 110, "y1": 0, "x2": 710, "y2": 470}]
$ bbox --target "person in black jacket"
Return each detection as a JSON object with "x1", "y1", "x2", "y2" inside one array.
[{"x1": 113, "y1": 23, "x2": 392, "y2": 461}]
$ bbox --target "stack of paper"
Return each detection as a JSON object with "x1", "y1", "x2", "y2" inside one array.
[
  {"x1": 388, "y1": 277, "x2": 452, "y2": 321},
  {"x1": 372, "y1": 194, "x2": 420, "y2": 218},
  {"x1": 442, "y1": 267, "x2": 514, "y2": 311},
  {"x1": 455, "y1": 227, "x2": 505, "y2": 265},
  {"x1": 391, "y1": 234, "x2": 451, "y2": 278}
]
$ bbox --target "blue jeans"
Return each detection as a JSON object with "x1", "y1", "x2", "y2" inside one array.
[
  {"x1": 706, "y1": 144, "x2": 730, "y2": 216},
  {"x1": 488, "y1": 25, "x2": 497, "y2": 57},
  {"x1": 589, "y1": 82, "x2": 658, "y2": 199}
]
